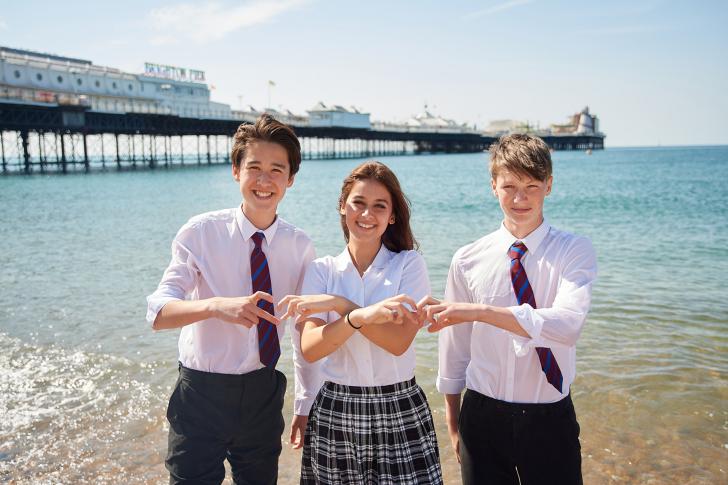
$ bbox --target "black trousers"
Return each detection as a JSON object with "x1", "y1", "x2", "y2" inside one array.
[
  {"x1": 459, "y1": 389, "x2": 582, "y2": 485},
  {"x1": 165, "y1": 364, "x2": 287, "y2": 485}
]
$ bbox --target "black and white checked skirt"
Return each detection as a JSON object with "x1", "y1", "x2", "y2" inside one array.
[{"x1": 300, "y1": 377, "x2": 443, "y2": 485}]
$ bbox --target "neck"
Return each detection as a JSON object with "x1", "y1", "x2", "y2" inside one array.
[
  {"x1": 241, "y1": 203, "x2": 276, "y2": 230},
  {"x1": 504, "y1": 216, "x2": 543, "y2": 240},
  {"x1": 347, "y1": 238, "x2": 381, "y2": 276}
]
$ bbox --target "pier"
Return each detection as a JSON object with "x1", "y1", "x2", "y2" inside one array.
[{"x1": 0, "y1": 102, "x2": 604, "y2": 174}]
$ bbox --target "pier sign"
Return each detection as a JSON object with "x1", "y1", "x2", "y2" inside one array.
[{"x1": 143, "y1": 62, "x2": 205, "y2": 83}]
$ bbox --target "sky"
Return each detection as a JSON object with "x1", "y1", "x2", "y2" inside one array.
[{"x1": 1, "y1": 0, "x2": 726, "y2": 146}]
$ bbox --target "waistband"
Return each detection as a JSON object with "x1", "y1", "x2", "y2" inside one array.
[
  {"x1": 178, "y1": 363, "x2": 277, "y2": 387},
  {"x1": 465, "y1": 388, "x2": 574, "y2": 416},
  {"x1": 323, "y1": 377, "x2": 417, "y2": 396}
]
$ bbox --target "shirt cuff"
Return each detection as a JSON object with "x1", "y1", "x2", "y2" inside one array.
[
  {"x1": 294, "y1": 397, "x2": 316, "y2": 416},
  {"x1": 436, "y1": 375, "x2": 466, "y2": 394},
  {"x1": 508, "y1": 304, "x2": 544, "y2": 356},
  {"x1": 146, "y1": 296, "x2": 179, "y2": 326}
]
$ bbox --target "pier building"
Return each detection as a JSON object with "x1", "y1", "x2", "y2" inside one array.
[{"x1": 0, "y1": 46, "x2": 604, "y2": 174}]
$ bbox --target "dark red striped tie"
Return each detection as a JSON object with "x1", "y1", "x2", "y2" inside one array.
[
  {"x1": 250, "y1": 232, "x2": 279, "y2": 367},
  {"x1": 509, "y1": 241, "x2": 563, "y2": 393}
]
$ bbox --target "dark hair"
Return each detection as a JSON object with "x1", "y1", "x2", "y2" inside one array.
[
  {"x1": 231, "y1": 114, "x2": 301, "y2": 175},
  {"x1": 338, "y1": 161, "x2": 418, "y2": 252},
  {"x1": 489, "y1": 133, "x2": 552, "y2": 181}
]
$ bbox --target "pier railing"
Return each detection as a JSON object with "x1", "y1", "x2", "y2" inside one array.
[{"x1": 0, "y1": 102, "x2": 604, "y2": 174}]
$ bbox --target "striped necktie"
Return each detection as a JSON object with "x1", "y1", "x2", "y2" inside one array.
[
  {"x1": 509, "y1": 241, "x2": 563, "y2": 393},
  {"x1": 250, "y1": 232, "x2": 280, "y2": 367}
]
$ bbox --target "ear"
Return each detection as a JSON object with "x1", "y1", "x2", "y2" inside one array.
[
  {"x1": 287, "y1": 174, "x2": 295, "y2": 188},
  {"x1": 389, "y1": 216, "x2": 395, "y2": 224},
  {"x1": 490, "y1": 178, "x2": 497, "y2": 197},
  {"x1": 339, "y1": 205, "x2": 346, "y2": 216},
  {"x1": 232, "y1": 163, "x2": 240, "y2": 181},
  {"x1": 545, "y1": 175, "x2": 553, "y2": 196}
]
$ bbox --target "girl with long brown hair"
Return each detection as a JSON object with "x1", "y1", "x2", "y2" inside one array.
[{"x1": 280, "y1": 161, "x2": 442, "y2": 484}]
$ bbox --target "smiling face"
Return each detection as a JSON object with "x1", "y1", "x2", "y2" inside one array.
[
  {"x1": 340, "y1": 179, "x2": 395, "y2": 248},
  {"x1": 232, "y1": 140, "x2": 293, "y2": 229},
  {"x1": 491, "y1": 171, "x2": 552, "y2": 238}
]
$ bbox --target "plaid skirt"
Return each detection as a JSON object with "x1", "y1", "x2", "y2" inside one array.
[{"x1": 300, "y1": 377, "x2": 443, "y2": 485}]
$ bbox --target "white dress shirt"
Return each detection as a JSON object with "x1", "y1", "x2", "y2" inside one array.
[
  {"x1": 437, "y1": 220, "x2": 597, "y2": 403},
  {"x1": 146, "y1": 207, "x2": 321, "y2": 415},
  {"x1": 302, "y1": 245, "x2": 430, "y2": 387}
]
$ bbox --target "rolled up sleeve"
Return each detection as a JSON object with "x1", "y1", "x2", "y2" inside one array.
[
  {"x1": 437, "y1": 257, "x2": 472, "y2": 394},
  {"x1": 292, "y1": 251, "x2": 326, "y2": 415},
  {"x1": 145, "y1": 225, "x2": 201, "y2": 326},
  {"x1": 508, "y1": 236, "x2": 597, "y2": 349}
]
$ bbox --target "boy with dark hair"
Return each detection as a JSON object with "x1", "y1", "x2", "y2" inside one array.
[
  {"x1": 421, "y1": 134, "x2": 597, "y2": 484},
  {"x1": 147, "y1": 114, "x2": 320, "y2": 484}
]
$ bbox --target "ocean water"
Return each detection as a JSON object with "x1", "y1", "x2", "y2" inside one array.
[{"x1": 1, "y1": 146, "x2": 727, "y2": 484}]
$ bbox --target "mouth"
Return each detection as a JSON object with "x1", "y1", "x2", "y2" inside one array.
[
  {"x1": 253, "y1": 190, "x2": 274, "y2": 200},
  {"x1": 355, "y1": 222, "x2": 376, "y2": 230},
  {"x1": 512, "y1": 207, "x2": 531, "y2": 214}
]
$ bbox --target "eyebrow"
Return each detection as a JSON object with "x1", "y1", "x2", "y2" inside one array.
[
  {"x1": 245, "y1": 160, "x2": 287, "y2": 169},
  {"x1": 351, "y1": 195, "x2": 390, "y2": 203}
]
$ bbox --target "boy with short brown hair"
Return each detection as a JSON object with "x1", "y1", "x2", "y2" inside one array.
[
  {"x1": 147, "y1": 114, "x2": 320, "y2": 484},
  {"x1": 422, "y1": 133, "x2": 597, "y2": 484}
]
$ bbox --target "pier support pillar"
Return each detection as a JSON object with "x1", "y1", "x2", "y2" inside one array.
[
  {"x1": 21, "y1": 130, "x2": 31, "y2": 174},
  {"x1": 82, "y1": 133, "x2": 90, "y2": 172}
]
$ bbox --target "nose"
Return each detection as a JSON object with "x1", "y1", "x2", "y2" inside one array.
[
  {"x1": 257, "y1": 171, "x2": 271, "y2": 184},
  {"x1": 514, "y1": 188, "x2": 527, "y2": 202}
]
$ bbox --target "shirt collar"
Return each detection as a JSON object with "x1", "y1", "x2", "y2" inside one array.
[
  {"x1": 334, "y1": 243, "x2": 393, "y2": 272},
  {"x1": 497, "y1": 219, "x2": 551, "y2": 256},
  {"x1": 235, "y1": 206, "x2": 279, "y2": 245}
]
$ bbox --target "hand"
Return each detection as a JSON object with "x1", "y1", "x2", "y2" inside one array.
[
  {"x1": 289, "y1": 414, "x2": 308, "y2": 450},
  {"x1": 444, "y1": 393, "x2": 462, "y2": 464},
  {"x1": 449, "y1": 427, "x2": 461, "y2": 464},
  {"x1": 351, "y1": 294, "x2": 419, "y2": 326},
  {"x1": 417, "y1": 297, "x2": 480, "y2": 333},
  {"x1": 278, "y1": 294, "x2": 349, "y2": 320},
  {"x1": 210, "y1": 292, "x2": 280, "y2": 328}
]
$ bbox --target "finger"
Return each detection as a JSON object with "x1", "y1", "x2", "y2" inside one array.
[
  {"x1": 292, "y1": 430, "x2": 303, "y2": 449},
  {"x1": 253, "y1": 291, "x2": 274, "y2": 304},
  {"x1": 253, "y1": 306, "x2": 281, "y2": 325},
  {"x1": 400, "y1": 296, "x2": 418, "y2": 313},
  {"x1": 427, "y1": 320, "x2": 444, "y2": 333},
  {"x1": 426, "y1": 304, "x2": 447, "y2": 322},
  {"x1": 238, "y1": 314, "x2": 258, "y2": 328},
  {"x1": 278, "y1": 294, "x2": 295, "y2": 308},
  {"x1": 280, "y1": 300, "x2": 300, "y2": 320},
  {"x1": 417, "y1": 295, "x2": 440, "y2": 310},
  {"x1": 289, "y1": 425, "x2": 300, "y2": 448}
]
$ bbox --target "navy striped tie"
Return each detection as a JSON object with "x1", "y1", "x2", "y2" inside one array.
[
  {"x1": 251, "y1": 232, "x2": 280, "y2": 367},
  {"x1": 509, "y1": 241, "x2": 563, "y2": 393}
]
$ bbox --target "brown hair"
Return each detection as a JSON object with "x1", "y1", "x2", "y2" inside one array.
[
  {"x1": 338, "y1": 161, "x2": 418, "y2": 252},
  {"x1": 231, "y1": 114, "x2": 301, "y2": 176},
  {"x1": 489, "y1": 133, "x2": 552, "y2": 181}
]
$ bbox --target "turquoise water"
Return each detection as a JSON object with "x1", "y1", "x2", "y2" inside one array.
[{"x1": 1, "y1": 147, "x2": 727, "y2": 484}]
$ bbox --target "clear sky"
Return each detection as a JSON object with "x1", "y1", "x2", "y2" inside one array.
[{"x1": 1, "y1": 0, "x2": 726, "y2": 146}]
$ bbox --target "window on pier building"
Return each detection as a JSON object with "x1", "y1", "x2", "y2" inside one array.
[
  {"x1": 95, "y1": 80, "x2": 101, "y2": 88},
  {"x1": 77, "y1": 78, "x2": 82, "y2": 86},
  {"x1": 14, "y1": 70, "x2": 20, "y2": 79},
  {"x1": 57, "y1": 75, "x2": 63, "y2": 84},
  {"x1": 36, "y1": 73, "x2": 43, "y2": 81}
]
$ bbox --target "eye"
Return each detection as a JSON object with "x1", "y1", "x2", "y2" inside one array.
[
  {"x1": 375, "y1": 204, "x2": 387, "y2": 209},
  {"x1": 272, "y1": 168, "x2": 282, "y2": 173}
]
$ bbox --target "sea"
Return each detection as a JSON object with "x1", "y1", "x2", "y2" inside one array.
[{"x1": 1, "y1": 146, "x2": 726, "y2": 484}]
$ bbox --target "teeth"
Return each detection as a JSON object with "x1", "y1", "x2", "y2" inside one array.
[
  {"x1": 357, "y1": 223, "x2": 374, "y2": 229},
  {"x1": 254, "y1": 191, "x2": 272, "y2": 197}
]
